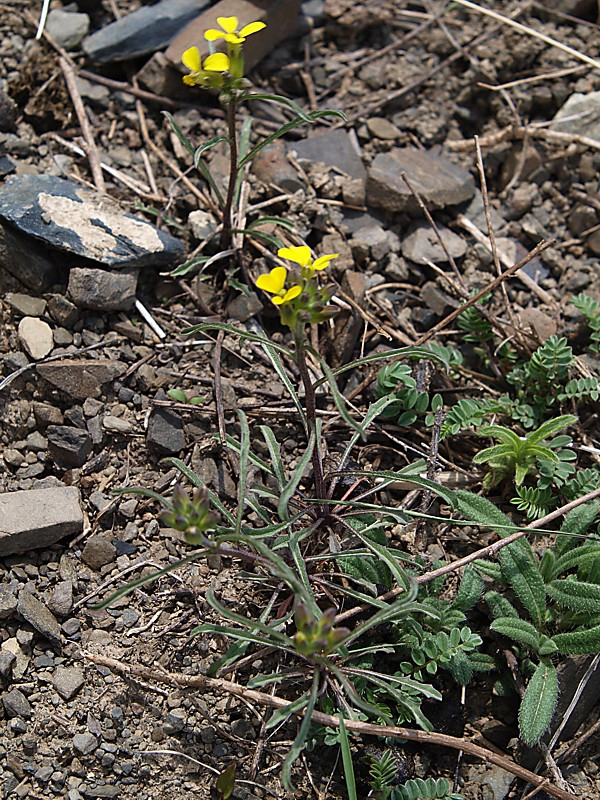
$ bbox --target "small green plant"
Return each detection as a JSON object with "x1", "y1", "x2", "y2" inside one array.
[
  {"x1": 455, "y1": 491, "x2": 600, "y2": 746},
  {"x1": 571, "y1": 292, "x2": 600, "y2": 353},
  {"x1": 166, "y1": 387, "x2": 204, "y2": 405},
  {"x1": 472, "y1": 414, "x2": 577, "y2": 489},
  {"x1": 367, "y1": 752, "x2": 464, "y2": 800},
  {"x1": 375, "y1": 362, "x2": 443, "y2": 426}
]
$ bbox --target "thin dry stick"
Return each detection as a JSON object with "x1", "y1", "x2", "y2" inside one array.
[
  {"x1": 448, "y1": 124, "x2": 600, "y2": 154},
  {"x1": 453, "y1": 0, "x2": 600, "y2": 72},
  {"x1": 84, "y1": 652, "x2": 577, "y2": 800},
  {"x1": 413, "y1": 239, "x2": 553, "y2": 346},
  {"x1": 59, "y1": 56, "x2": 105, "y2": 192}
]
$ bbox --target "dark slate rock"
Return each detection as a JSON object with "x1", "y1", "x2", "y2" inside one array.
[
  {"x1": 147, "y1": 406, "x2": 186, "y2": 455},
  {"x1": 2, "y1": 688, "x2": 32, "y2": 719},
  {"x1": 367, "y1": 147, "x2": 475, "y2": 212},
  {"x1": 290, "y1": 129, "x2": 366, "y2": 181},
  {"x1": 82, "y1": 0, "x2": 211, "y2": 63},
  {"x1": 0, "y1": 90, "x2": 17, "y2": 132},
  {"x1": 0, "y1": 175, "x2": 185, "y2": 268},
  {"x1": 0, "y1": 221, "x2": 58, "y2": 292},
  {"x1": 0, "y1": 154, "x2": 16, "y2": 177},
  {"x1": 47, "y1": 426, "x2": 93, "y2": 468}
]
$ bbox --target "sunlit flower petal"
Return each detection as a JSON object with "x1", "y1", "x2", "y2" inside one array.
[
  {"x1": 217, "y1": 16, "x2": 238, "y2": 33},
  {"x1": 239, "y1": 21, "x2": 266, "y2": 37},
  {"x1": 256, "y1": 266, "x2": 287, "y2": 295},
  {"x1": 278, "y1": 246, "x2": 312, "y2": 267},
  {"x1": 223, "y1": 32, "x2": 243, "y2": 44},
  {"x1": 182, "y1": 46, "x2": 202, "y2": 71},
  {"x1": 204, "y1": 29, "x2": 223, "y2": 41},
  {"x1": 204, "y1": 52, "x2": 230, "y2": 72},
  {"x1": 312, "y1": 253, "x2": 339, "y2": 271}
]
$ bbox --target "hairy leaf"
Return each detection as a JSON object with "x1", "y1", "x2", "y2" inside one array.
[{"x1": 518, "y1": 661, "x2": 558, "y2": 746}]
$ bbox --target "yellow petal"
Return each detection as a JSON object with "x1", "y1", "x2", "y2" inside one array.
[
  {"x1": 204, "y1": 52, "x2": 230, "y2": 72},
  {"x1": 278, "y1": 245, "x2": 311, "y2": 267},
  {"x1": 181, "y1": 46, "x2": 201, "y2": 71},
  {"x1": 224, "y1": 32, "x2": 243, "y2": 44},
  {"x1": 204, "y1": 29, "x2": 223, "y2": 41},
  {"x1": 282, "y1": 285, "x2": 302, "y2": 303},
  {"x1": 217, "y1": 16, "x2": 238, "y2": 33},
  {"x1": 271, "y1": 296, "x2": 285, "y2": 305},
  {"x1": 312, "y1": 253, "x2": 339, "y2": 271},
  {"x1": 239, "y1": 21, "x2": 266, "y2": 37},
  {"x1": 256, "y1": 267, "x2": 287, "y2": 295}
]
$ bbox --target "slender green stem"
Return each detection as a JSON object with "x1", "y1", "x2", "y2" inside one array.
[
  {"x1": 295, "y1": 336, "x2": 326, "y2": 502},
  {"x1": 221, "y1": 96, "x2": 238, "y2": 250}
]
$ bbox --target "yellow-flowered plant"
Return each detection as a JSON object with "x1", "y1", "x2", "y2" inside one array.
[
  {"x1": 181, "y1": 49, "x2": 231, "y2": 90},
  {"x1": 255, "y1": 246, "x2": 339, "y2": 331}
]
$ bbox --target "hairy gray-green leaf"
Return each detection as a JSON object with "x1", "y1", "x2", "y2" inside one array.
[
  {"x1": 518, "y1": 661, "x2": 558, "y2": 746},
  {"x1": 490, "y1": 617, "x2": 540, "y2": 652},
  {"x1": 547, "y1": 579, "x2": 600, "y2": 613},
  {"x1": 553, "y1": 624, "x2": 600, "y2": 655}
]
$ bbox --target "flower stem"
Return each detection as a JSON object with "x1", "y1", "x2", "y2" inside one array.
[
  {"x1": 221, "y1": 96, "x2": 238, "y2": 250},
  {"x1": 295, "y1": 337, "x2": 326, "y2": 502}
]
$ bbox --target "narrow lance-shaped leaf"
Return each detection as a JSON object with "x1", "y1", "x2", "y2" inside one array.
[{"x1": 518, "y1": 661, "x2": 558, "y2": 746}]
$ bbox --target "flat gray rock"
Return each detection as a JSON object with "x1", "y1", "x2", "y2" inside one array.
[
  {"x1": 82, "y1": 0, "x2": 211, "y2": 63},
  {"x1": 37, "y1": 359, "x2": 126, "y2": 400},
  {"x1": 68, "y1": 266, "x2": 138, "y2": 311},
  {"x1": 290, "y1": 129, "x2": 366, "y2": 181},
  {"x1": 17, "y1": 591, "x2": 62, "y2": 646},
  {"x1": 402, "y1": 223, "x2": 467, "y2": 264},
  {"x1": 0, "y1": 221, "x2": 58, "y2": 292},
  {"x1": 0, "y1": 175, "x2": 184, "y2": 268},
  {"x1": 0, "y1": 487, "x2": 83, "y2": 557},
  {"x1": 553, "y1": 91, "x2": 600, "y2": 143},
  {"x1": 367, "y1": 147, "x2": 475, "y2": 212},
  {"x1": 53, "y1": 666, "x2": 85, "y2": 700}
]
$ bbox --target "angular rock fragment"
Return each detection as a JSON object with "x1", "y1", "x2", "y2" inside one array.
[
  {"x1": 37, "y1": 359, "x2": 126, "y2": 400},
  {"x1": 46, "y1": 9, "x2": 90, "y2": 50},
  {"x1": 68, "y1": 267, "x2": 138, "y2": 311},
  {"x1": 291, "y1": 128, "x2": 366, "y2": 181},
  {"x1": 47, "y1": 426, "x2": 93, "y2": 468},
  {"x1": 83, "y1": 0, "x2": 211, "y2": 63},
  {"x1": 0, "y1": 221, "x2": 58, "y2": 292},
  {"x1": 17, "y1": 591, "x2": 62, "y2": 646},
  {"x1": 0, "y1": 175, "x2": 184, "y2": 268},
  {"x1": 402, "y1": 223, "x2": 467, "y2": 264},
  {"x1": 367, "y1": 148, "x2": 475, "y2": 212},
  {"x1": 553, "y1": 91, "x2": 600, "y2": 143},
  {"x1": 17, "y1": 317, "x2": 54, "y2": 360},
  {"x1": 147, "y1": 406, "x2": 186, "y2": 455},
  {"x1": 0, "y1": 487, "x2": 83, "y2": 557}
]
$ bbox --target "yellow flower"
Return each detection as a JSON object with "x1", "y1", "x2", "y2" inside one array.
[
  {"x1": 278, "y1": 246, "x2": 339, "y2": 272},
  {"x1": 256, "y1": 267, "x2": 302, "y2": 306},
  {"x1": 204, "y1": 16, "x2": 266, "y2": 44},
  {"x1": 181, "y1": 47, "x2": 230, "y2": 85}
]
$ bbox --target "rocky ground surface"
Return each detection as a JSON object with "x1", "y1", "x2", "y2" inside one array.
[{"x1": 1, "y1": 0, "x2": 600, "y2": 798}]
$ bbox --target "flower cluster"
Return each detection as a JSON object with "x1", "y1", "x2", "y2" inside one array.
[
  {"x1": 293, "y1": 601, "x2": 350, "y2": 657},
  {"x1": 255, "y1": 246, "x2": 339, "y2": 330},
  {"x1": 159, "y1": 485, "x2": 218, "y2": 545},
  {"x1": 181, "y1": 16, "x2": 266, "y2": 89}
]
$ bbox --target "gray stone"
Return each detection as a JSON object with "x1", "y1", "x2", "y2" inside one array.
[
  {"x1": 17, "y1": 591, "x2": 61, "y2": 646},
  {"x1": 47, "y1": 294, "x2": 79, "y2": 327},
  {"x1": 0, "y1": 650, "x2": 16, "y2": 680},
  {"x1": 47, "y1": 426, "x2": 93, "y2": 468},
  {"x1": 0, "y1": 221, "x2": 58, "y2": 292},
  {"x1": 68, "y1": 267, "x2": 138, "y2": 311},
  {"x1": 17, "y1": 316, "x2": 54, "y2": 360},
  {"x1": 227, "y1": 291, "x2": 263, "y2": 322},
  {"x1": 553, "y1": 91, "x2": 600, "y2": 143},
  {"x1": 367, "y1": 148, "x2": 475, "y2": 212},
  {"x1": 47, "y1": 580, "x2": 73, "y2": 617},
  {"x1": 587, "y1": 229, "x2": 600, "y2": 256},
  {"x1": 420, "y1": 282, "x2": 458, "y2": 317},
  {"x1": 46, "y1": 9, "x2": 90, "y2": 50},
  {"x1": 5, "y1": 293, "x2": 46, "y2": 317},
  {"x1": 291, "y1": 129, "x2": 366, "y2": 181},
  {"x1": 0, "y1": 486, "x2": 83, "y2": 557},
  {"x1": 188, "y1": 209, "x2": 218, "y2": 241},
  {"x1": 0, "y1": 586, "x2": 17, "y2": 619},
  {"x1": 37, "y1": 359, "x2": 126, "y2": 400},
  {"x1": 26, "y1": 431, "x2": 47, "y2": 451},
  {"x1": 102, "y1": 415, "x2": 132, "y2": 433},
  {"x1": 0, "y1": 90, "x2": 17, "y2": 132},
  {"x1": 72, "y1": 732, "x2": 98, "y2": 755},
  {"x1": 366, "y1": 117, "x2": 401, "y2": 140},
  {"x1": 252, "y1": 140, "x2": 304, "y2": 192},
  {"x1": 3, "y1": 449, "x2": 24, "y2": 468},
  {"x1": 33, "y1": 402, "x2": 64, "y2": 428},
  {"x1": 147, "y1": 406, "x2": 186, "y2": 455},
  {"x1": 81, "y1": 536, "x2": 117, "y2": 571},
  {"x1": 2, "y1": 688, "x2": 31, "y2": 719},
  {"x1": 83, "y1": 0, "x2": 211, "y2": 62},
  {"x1": 0, "y1": 175, "x2": 185, "y2": 268},
  {"x1": 350, "y1": 224, "x2": 398, "y2": 265},
  {"x1": 53, "y1": 667, "x2": 85, "y2": 700},
  {"x1": 402, "y1": 223, "x2": 467, "y2": 264}
]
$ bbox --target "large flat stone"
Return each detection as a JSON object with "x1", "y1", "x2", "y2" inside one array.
[
  {"x1": 0, "y1": 487, "x2": 83, "y2": 557},
  {"x1": 83, "y1": 0, "x2": 211, "y2": 63},
  {"x1": 0, "y1": 175, "x2": 185, "y2": 268},
  {"x1": 552, "y1": 91, "x2": 600, "y2": 143},
  {"x1": 290, "y1": 128, "x2": 366, "y2": 181},
  {"x1": 37, "y1": 359, "x2": 126, "y2": 400},
  {"x1": 367, "y1": 148, "x2": 475, "y2": 212}
]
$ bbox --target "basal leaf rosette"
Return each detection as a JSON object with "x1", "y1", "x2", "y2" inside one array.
[{"x1": 255, "y1": 247, "x2": 339, "y2": 330}]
